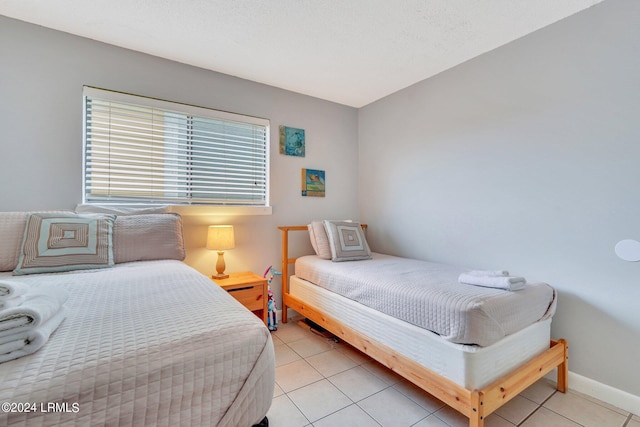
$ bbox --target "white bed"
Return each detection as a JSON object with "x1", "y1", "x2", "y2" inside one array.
[
  {"x1": 279, "y1": 224, "x2": 567, "y2": 427},
  {"x1": 0, "y1": 211, "x2": 274, "y2": 427},
  {"x1": 0, "y1": 260, "x2": 274, "y2": 426},
  {"x1": 290, "y1": 275, "x2": 551, "y2": 390},
  {"x1": 0, "y1": 261, "x2": 275, "y2": 427}
]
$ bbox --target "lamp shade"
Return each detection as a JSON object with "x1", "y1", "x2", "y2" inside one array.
[{"x1": 206, "y1": 225, "x2": 235, "y2": 251}]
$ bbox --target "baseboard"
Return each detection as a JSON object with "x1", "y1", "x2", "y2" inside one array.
[{"x1": 546, "y1": 370, "x2": 640, "y2": 415}]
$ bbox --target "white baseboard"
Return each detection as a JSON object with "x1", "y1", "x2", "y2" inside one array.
[
  {"x1": 568, "y1": 372, "x2": 639, "y2": 415},
  {"x1": 546, "y1": 370, "x2": 639, "y2": 415}
]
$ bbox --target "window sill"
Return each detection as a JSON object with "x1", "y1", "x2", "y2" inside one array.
[{"x1": 169, "y1": 205, "x2": 272, "y2": 216}]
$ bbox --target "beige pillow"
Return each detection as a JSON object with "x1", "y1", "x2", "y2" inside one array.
[
  {"x1": 308, "y1": 221, "x2": 332, "y2": 259},
  {"x1": 13, "y1": 212, "x2": 115, "y2": 275},
  {"x1": 113, "y1": 213, "x2": 185, "y2": 263},
  {"x1": 0, "y1": 211, "x2": 73, "y2": 272},
  {"x1": 323, "y1": 220, "x2": 372, "y2": 262},
  {"x1": 0, "y1": 212, "x2": 29, "y2": 271}
]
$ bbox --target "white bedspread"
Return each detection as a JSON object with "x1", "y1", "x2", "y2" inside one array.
[
  {"x1": 295, "y1": 253, "x2": 556, "y2": 346},
  {"x1": 0, "y1": 260, "x2": 274, "y2": 426}
]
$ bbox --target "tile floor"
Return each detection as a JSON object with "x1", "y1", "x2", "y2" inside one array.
[{"x1": 267, "y1": 317, "x2": 638, "y2": 427}]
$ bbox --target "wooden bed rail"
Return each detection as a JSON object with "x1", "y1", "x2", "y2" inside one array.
[{"x1": 278, "y1": 224, "x2": 568, "y2": 427}]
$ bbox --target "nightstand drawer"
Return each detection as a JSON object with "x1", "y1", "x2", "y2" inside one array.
[
  {"x1": 226, "y1": 283, "x2": 264, "y2": 311},
  {"x1": 212, "y1": 272, "x2": 268, "y2": 325}
]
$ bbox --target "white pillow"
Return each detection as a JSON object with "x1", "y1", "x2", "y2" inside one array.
[{"x1": 308, "y1": 221, "x2": 332, "y2": 259}]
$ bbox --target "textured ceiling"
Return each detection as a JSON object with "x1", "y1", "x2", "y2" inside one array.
[{"x1": 0, "y1": 0, "x2": 604, "y2": 107}]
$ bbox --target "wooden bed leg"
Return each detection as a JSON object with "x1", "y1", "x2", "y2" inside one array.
[
  {"x1": 280, "y1": 227, "x2": 289, "y2": 324},
  {"x1": 557, "y1": 338, "x2": 569, "y2": 393},
  {"x1": 470, "y1": 390, "x2": 485, "y2": 427}
]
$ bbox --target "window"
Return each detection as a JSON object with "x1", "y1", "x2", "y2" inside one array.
[{"x1": 82, "y1": 87, "x2": 270, "y2": 208}]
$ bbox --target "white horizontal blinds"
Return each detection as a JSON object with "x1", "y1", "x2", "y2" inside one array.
[{"x1": 83, "y1": 87, "x2": 269, "y2": 206}]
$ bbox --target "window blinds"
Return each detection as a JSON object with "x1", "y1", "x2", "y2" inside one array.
[{"x1": 83, "y1": 87, "x2": 269, "y2": 206}]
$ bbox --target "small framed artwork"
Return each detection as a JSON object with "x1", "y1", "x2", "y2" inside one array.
[
  {"x1": 279, "y1": 126, "x2": 305, "y2": 157},
  {"x1": 301, "y1": 168, "x2": 325, "y2": 197}
]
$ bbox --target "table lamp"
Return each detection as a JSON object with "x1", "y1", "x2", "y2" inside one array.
[{"x1": 207, "y1": 225, "x2": 235, "y2": 279}]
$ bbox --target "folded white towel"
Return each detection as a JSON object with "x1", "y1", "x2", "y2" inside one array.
[
  {"x1": 0, "y1": 296, "x2": 25, "y2": 310},
  {"x1": 466, "y1": 270, "x2": 509, "y2": 277},
  {"x1": 458, "y1": 273, "x2": 526, "y2": 291},
  {"x1": 0, "y1": 280, "x2": 30, "y2": 300},
  {"x1": 0, "y1": 286, "x2": 69, "y2": 339},
  {"x1": 0, "y1": 308, "x2": 66, "y2": 364}
]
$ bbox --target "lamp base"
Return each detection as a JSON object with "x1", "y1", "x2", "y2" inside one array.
[{"x1": 213, "y1": 251, "x2": 228, "y2": 280}]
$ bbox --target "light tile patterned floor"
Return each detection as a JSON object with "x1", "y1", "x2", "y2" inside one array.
[{"x1": 267, "y1": 317, "x2": 638, "y2": 427}]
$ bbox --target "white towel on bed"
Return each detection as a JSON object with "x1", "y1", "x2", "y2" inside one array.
[
  {"x1": 0, "y1": 280, "x2": 29, "y2": 300},
  {"x1": 0, "y1": 286, "x2": 69, "y2": 339},
  {"x1": 466, "y1": 270, "x2": 509, "y2": 277},
  {"x1": 0, "y1": 296, "x2": 25, "y2": 310},
  {"x1": 0, "y1": 308, "x2": 66, "y2": 363},
  {"x1": 458, "y1": 273, "x2": 526, "y2": 291}
]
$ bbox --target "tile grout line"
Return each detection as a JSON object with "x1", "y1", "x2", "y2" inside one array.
[
  {"x1": 278, "y1": 331, "x2": 377, "y2": 426},
  {"x1": 622, "y1": 412, "x2": 632, "y2": 427},
  {"x1": 518, "y1": 390, "x2": 557, "y2": 426},
  {"x1": 530, "y1": 390, "x2": 591, "y2": 427}
]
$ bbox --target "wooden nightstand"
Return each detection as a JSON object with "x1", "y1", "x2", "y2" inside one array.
[{"x1": 212, "y1": 272, "x2": 268, "y2": 326}]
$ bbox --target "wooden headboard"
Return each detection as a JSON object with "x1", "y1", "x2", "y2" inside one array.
[{"x1": 277, "y1": 224, "x2": 367, "y2": 322}]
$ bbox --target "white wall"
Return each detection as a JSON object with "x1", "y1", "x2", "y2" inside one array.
[
  {"x1": 0, "y1": 15, "x2": 360, "y2": 306},
  {"x1": 359, "y1": 0, "x2": 640, "y2": 397}
]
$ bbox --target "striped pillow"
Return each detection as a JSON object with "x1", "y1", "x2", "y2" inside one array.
[
  {"x1": 13, "y1": 213, "x2": 115, "y2": 275},
  {"x1": 323, "y1": 220, "x2": 372, "y2": 262},
  {"x1": 0, "y1": 211, "x2": 73, "y2": 272}
]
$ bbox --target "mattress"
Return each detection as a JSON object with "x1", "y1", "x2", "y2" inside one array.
[
  {"x1": 0, "y1": 260, "x2": 275, "y2": 427},
  {"x1": 290, "y1": 275, "x2": 551, "y2": 389},
  {"x1": 295, "y1": 253, "x2": 556, "y2": 346}
]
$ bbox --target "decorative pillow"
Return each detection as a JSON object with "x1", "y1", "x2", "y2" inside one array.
[
  {"x1": 13, "y1": 213, "x2": 115, "y2": 275},
  {"x1": 308, "y1": 221, "x2": 332, "y2": 259},
  {"x1": 0, "y1": 211, "x2": 74, "y2": 272},
  {"x1": 113, "y1": 213, "x2": 185, "y2": 263},
  {"x1": 323, "y1": 220, "x2": 372, "y2": 262}
]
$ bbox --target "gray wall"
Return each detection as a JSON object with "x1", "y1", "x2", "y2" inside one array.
[
  {"x1": 0, "y1": 15, "x2": 360, "y2": 306},
  {"x1": 359, "y1": 0, "x2": 640, "y2": 396}
]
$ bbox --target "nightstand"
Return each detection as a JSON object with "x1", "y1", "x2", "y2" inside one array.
[{"x1": 212, "y1": 272, "x2": 268, "y2": 326}]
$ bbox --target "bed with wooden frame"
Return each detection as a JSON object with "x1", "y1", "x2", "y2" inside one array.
[{"x1": 279, "y1": 224, "x2": 568, "y2": 427}]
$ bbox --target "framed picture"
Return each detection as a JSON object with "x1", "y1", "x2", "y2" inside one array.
[
  {"x1": 279, "y1": 126, "x2": 305, "y2": 157},
  {"x1": 301, "y1": 168, "x2": 325, "y2": 197}
]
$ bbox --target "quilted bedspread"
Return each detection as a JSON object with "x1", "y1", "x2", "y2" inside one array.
[
  {"x1": 0, "y1": 260, "x2": 275, "y2": 426},
  {"x1": 295, "y1": 253, "x2": 556, "y2": 346}
]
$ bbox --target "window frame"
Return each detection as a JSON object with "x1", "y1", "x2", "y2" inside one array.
[{"x1": 82, "y1": 86, "x2": 271, "y2": 215}]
